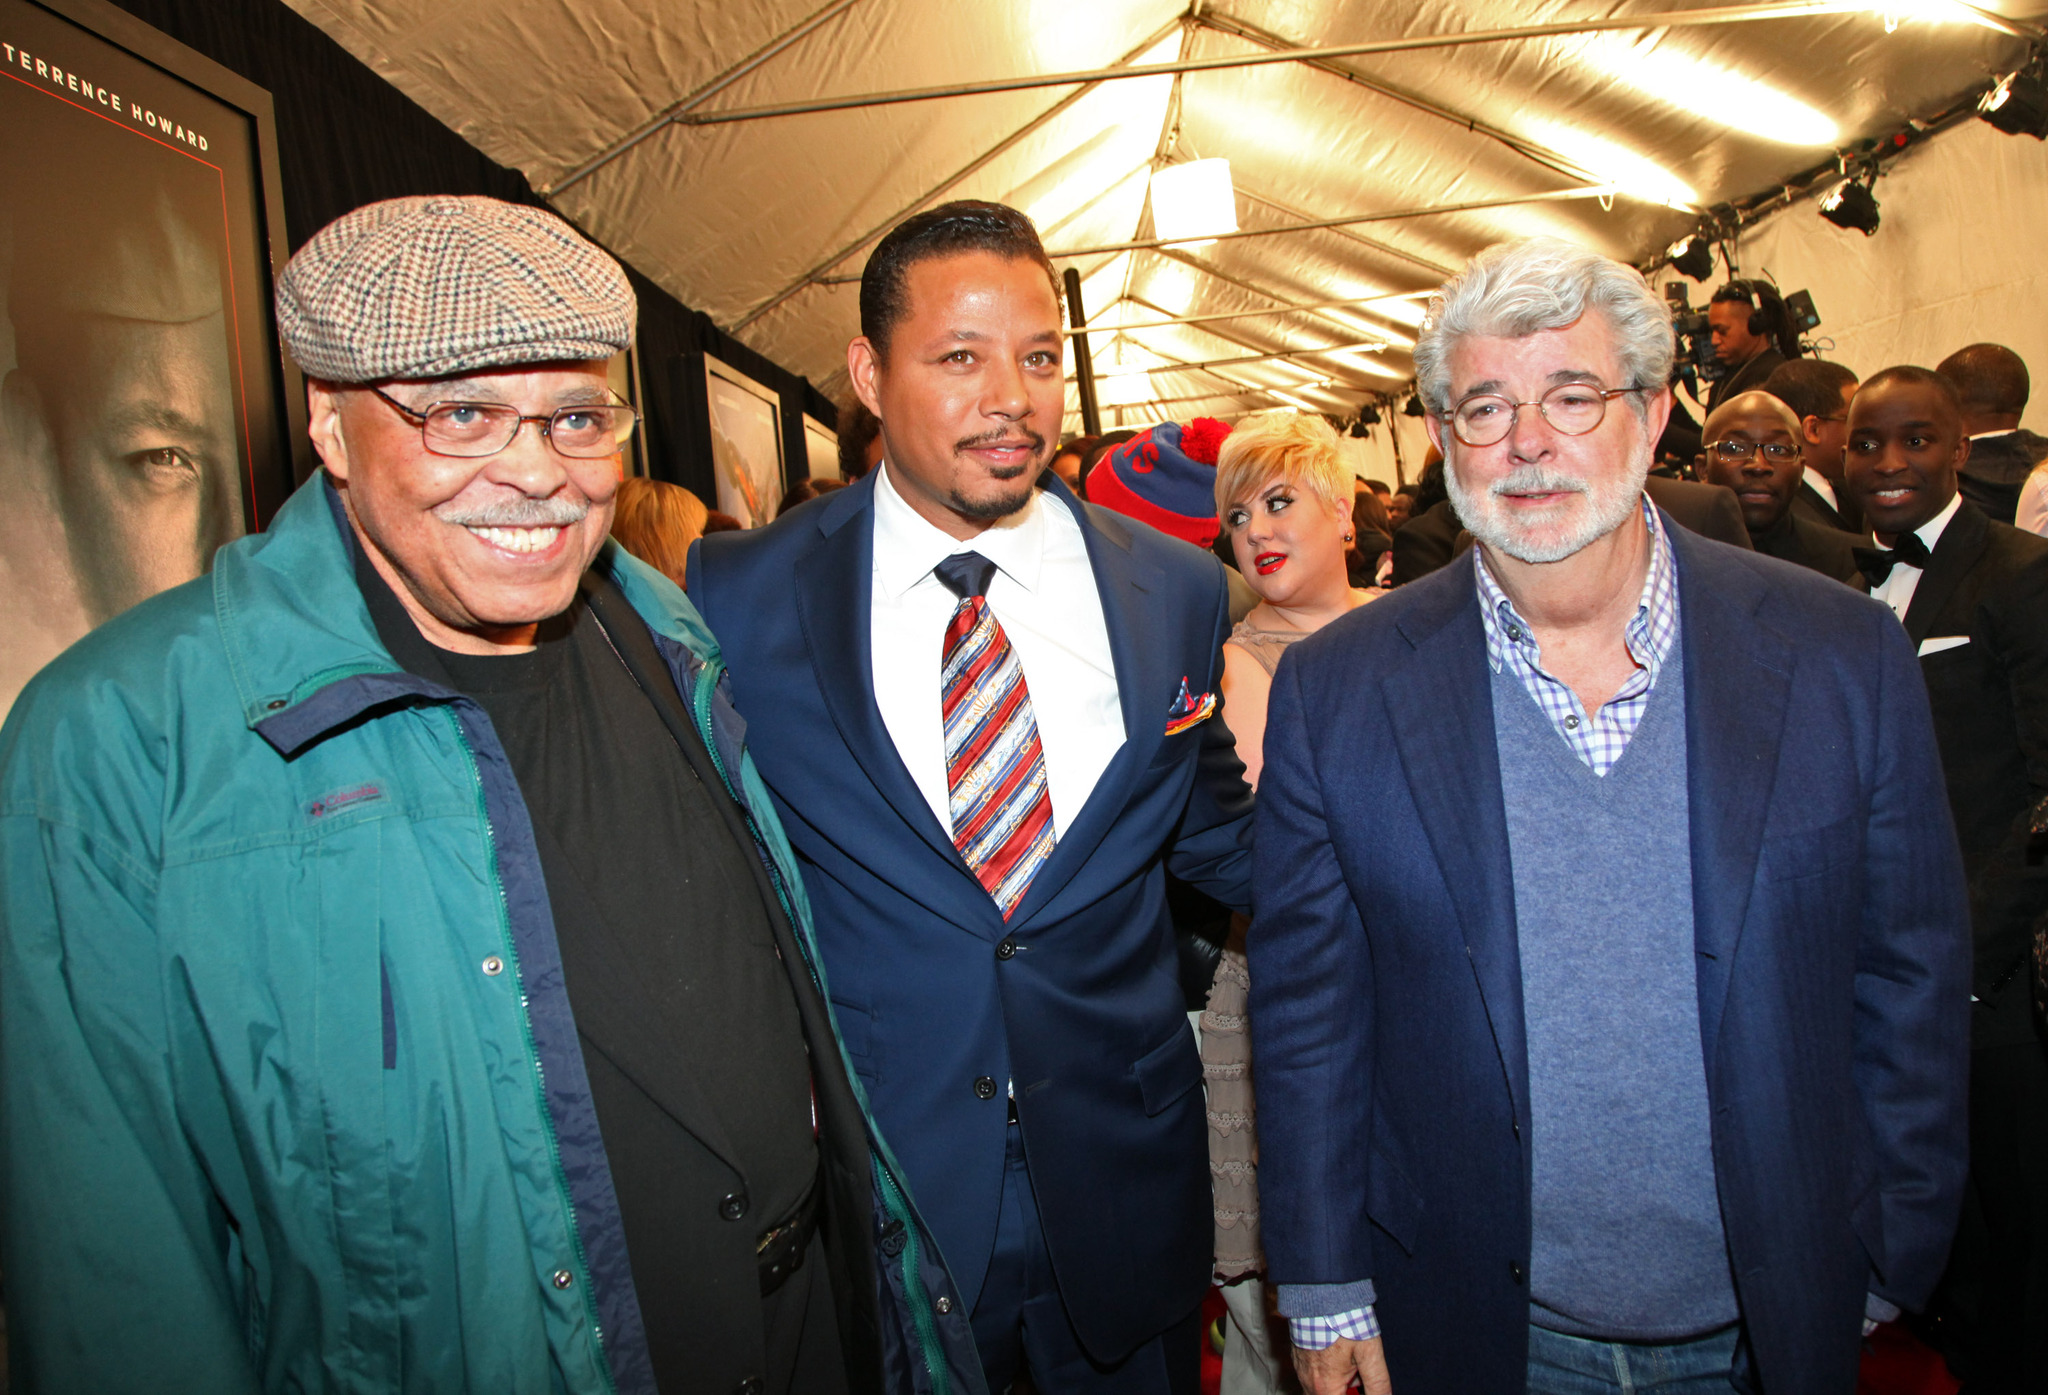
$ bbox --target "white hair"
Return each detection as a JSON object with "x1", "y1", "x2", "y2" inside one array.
[{"x1": 1412, "y1": 237, "x2": 1674, "y2": 416}]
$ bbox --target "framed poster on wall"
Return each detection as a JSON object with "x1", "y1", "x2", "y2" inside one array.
[
  {"x1": 802, "y1": 415, "x2": 838, "y2": 482},
  {"x1": 0, "y1": 0, "x2": 296, "y2": 720},
  {"x1": 704, "y1": 352, "x2": 785, "y2": 528}
]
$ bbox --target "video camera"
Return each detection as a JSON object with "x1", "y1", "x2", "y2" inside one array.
[{"x1": 1665, "y1": 283, "x2": 1719, "y2": 398}]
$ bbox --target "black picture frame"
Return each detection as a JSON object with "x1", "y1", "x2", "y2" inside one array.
[{"x1": 4, "y1": 0, "x2": 303, "y2": 524}]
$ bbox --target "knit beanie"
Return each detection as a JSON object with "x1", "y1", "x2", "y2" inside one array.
[{"x1": 1085, "y1": 418, "x2": 1232, "y2": 548}]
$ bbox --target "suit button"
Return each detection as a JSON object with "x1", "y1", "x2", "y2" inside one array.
[
  {"x1": 552, "y1": 1268, "x2": 574, "y2": 1289},
  {"x1": 973, "y1": 1076, "x2": 998, "y2": 1100},
  {"x1": 995, "y1": 937, "x2": 1016, "y2": 960},
  {"x1": 737, "y1": 1379, "x2": 764, "y2": 1395},
  {"x1": 1510, "y1": 1261, "x2": 1526, "y2": 1286},
  {"x1": 719, "y1": 1192, "x2": 748, "y2": 1222},
  {"x1": 935, "y1": 1295, "x2": 953, "y2": 1315}
]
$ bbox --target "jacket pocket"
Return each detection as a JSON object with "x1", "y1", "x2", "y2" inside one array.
[
  {"x1": 1134, "y1": 1025, "x2": 1203, "y2": 1116},
  {"x1": 1367, "y1": 1142, "x2": 1425, "y2": 1255},
  {"x1": 1848, "y1": 1167, "x2": 1887, "y2": 1280},
  {"x1": 828, "y1": 996, "x2": 877, "y2": 1086}
]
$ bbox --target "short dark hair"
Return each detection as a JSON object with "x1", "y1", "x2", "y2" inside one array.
[
  {"x1": 1363, "y1": 478, "x2": 1392, "y2": 496},
  {"x1": 836, "y1": 397, "x2": 882, "y2": 479},
  {"x1": 1858, "y1": 365, "x2": 1963, "y2": 420},
  {"x1": 859, "y1": 200, "x2": 1060, "y2": 359},
  {"x1": 1935, "y1": 343, "x2": 2030, "y2": 416},
  {"x1": 1763, "y1": 358, "x2": 1858, "y2": 422}
]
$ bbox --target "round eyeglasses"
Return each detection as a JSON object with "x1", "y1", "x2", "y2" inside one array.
[
  {"x1": 1704, "y1": 439, "x2": 1800, "y2": 463},
  {"x1": 369, "y1": 386, "x2": 639, "y2": 460},
  {"x1": 1443, "y1": 383, "x2": 1650, "y2": 448}
]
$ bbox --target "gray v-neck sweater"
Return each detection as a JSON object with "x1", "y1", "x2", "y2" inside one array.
[{"x1": 1492, "y1": 643, "x2": 1739, "y2": 1341}]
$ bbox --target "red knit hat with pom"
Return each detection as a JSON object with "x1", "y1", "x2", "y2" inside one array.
[{"x1": 1086, "y1": 418, "x2": 1233, "y2": 548}]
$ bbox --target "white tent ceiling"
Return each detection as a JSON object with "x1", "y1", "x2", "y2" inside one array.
[{"x1": 285, "y1": 0, "x2": 2040, "y2": 433}]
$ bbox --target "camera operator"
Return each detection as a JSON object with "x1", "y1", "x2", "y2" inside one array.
[{"x1": 1705, "y1": 281, "x2": 1790, "y2": 409}]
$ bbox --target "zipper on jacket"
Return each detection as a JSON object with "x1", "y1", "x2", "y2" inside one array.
[
  {"x1": 450, "y1": 708, "x2": 621, "y2": 1395},
  {"x1": 687, "y1": 659, "x2": 951, "y2": 1395}
]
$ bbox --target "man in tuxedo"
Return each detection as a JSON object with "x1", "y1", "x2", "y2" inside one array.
[
  {"x1": 1844, "y1": 365, "x2": 2048, "y2": 1392},
  {"x1": 1935, "y1": 343, "x2": 2048, "y2": 526},
  {"x1": 1764, "y1": 358, "x2": 1862, "y2": 534},
  {"x1": 1704, "y1": 281, "x2": 1787, "y2": 410},
  {"x1": 1253, "y1": 238, "x2": 1969, "y2": 1395},
  {"x1": 1699, "y1": 389, "x2": 1859, "y2": 584},
  {"x1": 689, "y1": 201, "x2": 1253, "y2": 1393}
]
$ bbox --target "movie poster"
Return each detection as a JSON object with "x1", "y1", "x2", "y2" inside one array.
[{"x1": 0, "y1": 0, "x2": 290, "y2": 720}]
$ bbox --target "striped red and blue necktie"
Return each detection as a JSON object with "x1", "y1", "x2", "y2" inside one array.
[{"x1": 935, "y1": 552, "x2": 1056, "y2": 920}]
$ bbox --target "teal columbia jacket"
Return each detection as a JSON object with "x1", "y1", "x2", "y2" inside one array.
[{"x1": 0, "y1": 477, "x2": 984, "y2": 1395}]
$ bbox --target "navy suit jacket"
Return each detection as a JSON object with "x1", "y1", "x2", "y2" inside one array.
[
  {"x1": 1249, "y1": 518, "x2": 1970, "y2": 1394},
  {"x1": 688, "y1": 472, "x2": 1253, "y2": 1362}
]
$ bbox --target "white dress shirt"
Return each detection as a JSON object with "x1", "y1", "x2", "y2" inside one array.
[
  {"x1": 1801, "y1": 467, "x2": 1841, "y2": 515},
  {"x1": 1870, "y1": 491, "x2": 1963, "y2": 621},
  {"x1": 868, "y1": 462, "x2": 1124, "y2": 839},
  {"x1": 2016, "y1": 466, "x2": 2048, "y2": 537}
]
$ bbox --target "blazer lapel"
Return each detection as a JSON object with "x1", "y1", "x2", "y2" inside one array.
[
  {"x1": 1006, "y1": 487, "x2": 1168, "y2": 926},
  {"x1": 792, "y1": 480, "x2": 1005, "y2": 931},
  {"x1": 1900, "y1": 500, "x2": 1987, "y2": 646},
  {"x1": 1380, "y1": 565, "x2": 1529, "y2": 1125},
  {"x1": 1669, "y1": 529, "x2": 1794, "y2": 1076}
]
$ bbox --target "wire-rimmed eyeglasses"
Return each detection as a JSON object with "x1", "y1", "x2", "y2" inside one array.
[
  {"x1": 369, "y1": 386, "x2": 639, "y2": 460},
  {"x1": 1703, "y1": 439, "x2": 1800, "y2": 463},
  {"x1": 1442, "y1": 383, "x2": 1650, "y2": 448}
]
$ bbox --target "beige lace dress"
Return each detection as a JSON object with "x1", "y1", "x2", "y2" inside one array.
[{"x1": 1204, "y1": 619, "x2": 1309, "y2": 1279}]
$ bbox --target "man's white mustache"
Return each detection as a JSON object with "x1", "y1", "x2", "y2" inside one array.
[
  {"x1": 1490, "y1": 468, "x2": 1588, "y2": 498},
  {"x1": 436, "y1": 498, "x2": 590, "y2": 527}
]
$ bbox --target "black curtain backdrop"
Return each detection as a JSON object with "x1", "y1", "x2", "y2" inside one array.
[{"x1": 100, "y1": 0, "x2": 837, "y2": 503}]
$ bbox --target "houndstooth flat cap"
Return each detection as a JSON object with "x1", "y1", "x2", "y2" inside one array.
[{"x1": 275, "y1": 195, "x2": 636, "y2": 383}]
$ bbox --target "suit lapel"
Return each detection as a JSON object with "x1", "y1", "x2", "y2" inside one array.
[
  {"x1": 792, "y1": 481, "x2": 1001, "y2": 930},
  {"x1": 1008, "y1": 485, "x2": 1166, "y2": 926},
  {"x1": 1380, "y1": 565, "x2": 1529, "y2": 1122},
  {"x1": 1901, "y1": 500, "x2": 1987, "y2": 646},
  {"x1": 1670, "y1": 529, "x2": 1793, "y2": 1076}
]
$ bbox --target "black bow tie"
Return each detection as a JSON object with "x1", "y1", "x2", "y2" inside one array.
[{"x1": 1853, "y1": 531, "x2": 1933, "y2": 587}]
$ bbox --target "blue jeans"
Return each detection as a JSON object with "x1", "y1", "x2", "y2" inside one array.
[{"x1": 1526, "y1": 1322, "x2": 1741, "y2": 1394}]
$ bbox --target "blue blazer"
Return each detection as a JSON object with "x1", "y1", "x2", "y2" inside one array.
[
  {"x1": 688, "y1": 473, "x2": 1253, "y2": 1363},
  {"x1": 1249, "y1": 519, "x2": 1971, "y2": 1394}
]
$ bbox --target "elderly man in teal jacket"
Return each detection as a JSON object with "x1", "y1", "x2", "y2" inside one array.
[{"x1": 0, "y1": 197, "x2": 981, "y2": 1395}]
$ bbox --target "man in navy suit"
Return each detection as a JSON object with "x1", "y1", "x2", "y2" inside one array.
[
  {"x1": 1250, "y1": 238, "x2": 1970, "y2": 1395},
  {"x1": 689, "y1": 202, "x2": 1252, "y2": 1393}
]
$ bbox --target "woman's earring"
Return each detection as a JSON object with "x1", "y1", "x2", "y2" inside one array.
[{"x1": 1344, "y1": 530, "x2": 1355, "y2": 542}]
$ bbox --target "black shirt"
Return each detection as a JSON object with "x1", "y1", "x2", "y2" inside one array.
[{"x1": 354, "y1": 545, "x2": 819, "y2": 1361}]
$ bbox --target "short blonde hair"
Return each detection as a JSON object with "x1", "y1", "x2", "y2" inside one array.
[
  {"x1": 1215, "y1": 410, "x2": 1352, "y2": 515},
  {"x1": 609, "y1": 476, "x2": 708, "y2": 588}
]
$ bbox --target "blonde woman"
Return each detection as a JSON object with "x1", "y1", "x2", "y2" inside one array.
[
  {"x1": 1204, "y1": 410, "x2": 1376, "y2": 1394},
  {"x1": 608, "y1": 476, "x2": 708, "y2": 590}
]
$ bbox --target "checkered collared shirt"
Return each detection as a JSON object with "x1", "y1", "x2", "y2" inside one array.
[
  {"x1": 1474, "y1": 496, "x2": 1680, "y2": 777},
  {"x1": 1289, "y1": 1305, "x2": 1382, "y2": 1350}
]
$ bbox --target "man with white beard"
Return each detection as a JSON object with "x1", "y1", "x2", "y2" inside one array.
[{"x1": 1245, "y1": 237, "x2": 1971, "y2": 1395}]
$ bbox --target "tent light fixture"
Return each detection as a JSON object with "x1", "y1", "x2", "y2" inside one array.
[
  {"x1": 1667, "y1": 234, "x2": 1715, "y2": 281},
  {"x1": 1403, "y1": 393, "x2": 1427, "y2": 418},
  {"x1": 1149, "y1": 158, "x2": 1239, "y2": 249},
  {"x1": 1978, "y1": 71, "x2": 2048, "y2": 139},
  {"x1": 1818, "y1": 177, "x2": 1881, "y2": 236},
  {"x1": 1358, "y1": 404, "x2": 1383, "y2": 426}
]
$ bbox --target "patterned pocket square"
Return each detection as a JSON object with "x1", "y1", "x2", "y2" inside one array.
[{"x1": 1164, "y1": 675, "x2": 1218, "y2": 736}]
